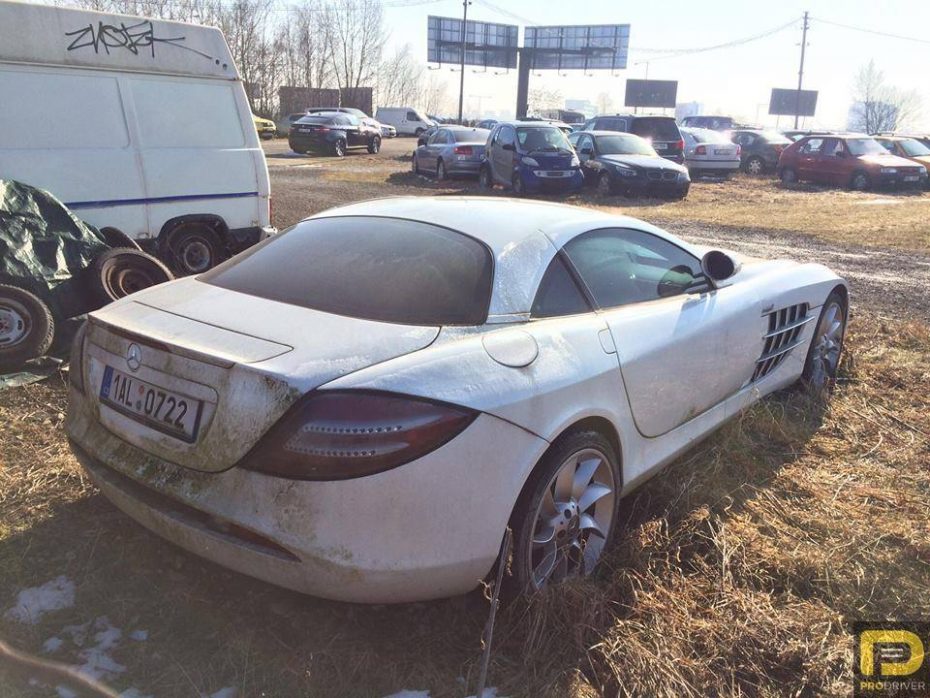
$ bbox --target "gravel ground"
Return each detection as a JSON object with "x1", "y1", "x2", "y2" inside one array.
[{"x1": 264, "y1": 137, "x2": 930, "y2": 322}]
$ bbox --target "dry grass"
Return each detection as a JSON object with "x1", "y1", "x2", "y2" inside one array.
[{"x1": 0, "y1": 314, "x2": 928, "y2": 697}]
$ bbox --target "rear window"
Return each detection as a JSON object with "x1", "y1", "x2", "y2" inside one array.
[
  {"x1": 201, "y1": 217, "x2": 493, "y2": 326},
  {"x1": 688, "y1": 129, "x2": 729, "y2": 144},
  {"x1": 453, "y1": 128, "x2": 490, "y2": 142},
  {"x1": 297, "y1": 116, "x2": 334, "y2": 125},
  {"x1": 631, "y1": 118, "x2": 681, "y2": 142},
  {"x1": 759, "y1": 131, "x2": 791, "y2": 144}
]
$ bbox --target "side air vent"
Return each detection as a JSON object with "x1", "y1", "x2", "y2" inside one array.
[{"x1": 752, "y1": 303, "x2": 813, "y2": 381}]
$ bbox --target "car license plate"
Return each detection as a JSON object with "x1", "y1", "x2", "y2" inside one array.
[
  {"x1": 713, "y1": 148, "x2": 731, "y2": 155},
  {"x1": 99, "y1": 365, "x2": 203, "y2": 442},
  {"x1": 654, "y1": 143, "x2": 668, "y2": 150},
  {"x1": 904, "y1": 175, "x2": 919, "y2": 182},
  {"x1": 546, "y1": 171, "x2": 568, "y2": 177}
]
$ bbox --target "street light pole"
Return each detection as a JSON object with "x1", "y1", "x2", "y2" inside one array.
[
  {"x1": 457, "y1": 0, "x2": 471, "y2": 122},
  {"x1": 794, "y1": 11, "x2": 809, "y2": 129}
]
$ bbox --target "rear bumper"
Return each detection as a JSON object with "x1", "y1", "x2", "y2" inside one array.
[
  {"x1": 66, "y1": 388, "x2": 548, "y2": 603},
  {"x1": 446, "y1": 159, "x2": 483, "y2": 176},
  {"x1": 288, "y1": 133, "x2": 332, "y2": 151},
  {"x1": 686, "y1": 159, "x2": 740, "y2": 172}
]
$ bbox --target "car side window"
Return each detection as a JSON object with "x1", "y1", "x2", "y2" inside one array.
[
  {"x1": 823, "y1": 138, "x2": 845, "y2": 157},
  {"x1": 531, "y1": 254, "x2": 592, "y2": 318},
  {"x1": 427, "y1": 130, "x2": 443, "y2": 145},
  {"x1": 801, "y1": 138, "x2": 824, "y2": 154},
  {"x1": 578, "y1": 135, "x2": 593, "y2": 153},
  {"x1": 499, "y1": 126, "x2": 516, "y2": 146},
  {"x1": 876, "y1": 139, "x2": 894, "y2": 153},
  {"x1": 406, "y1": 111, "x2": 418, "y2": 121},
  {"x1": 564, "y1": 228, "x2": 708, "y2": 309}
]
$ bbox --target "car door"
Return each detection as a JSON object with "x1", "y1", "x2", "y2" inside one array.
[
  {"x1": 562, "y1": 227, "x2": 764, "y2": 438},
  {"x1": 796, "y1": 137, "x2": 824, "y2": 181},
  {"x1": 494, "y1": 125, "x2": 517, "y2": 184},
  {"x1": 575, "y1": 134, "x2": 598, "y2": 183},
  {"x1": 423, "y1": 129, "x2": 446, "y2": 169},
  {"x1": 817, "y1": 138, "x2": 848, "y2": 184}
]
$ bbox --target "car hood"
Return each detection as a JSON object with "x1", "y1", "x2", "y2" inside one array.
[
  {"x1": 857, "y1": 153, "x2": 920, "y2": 168},
  {"x1": 599, "y1": 154, "x2": 685, "y2": 171}
]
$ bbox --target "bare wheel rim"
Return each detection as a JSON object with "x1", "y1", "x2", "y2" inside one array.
[
  {"x1": 747, "y1": 158, "x2": 763, "y2": 175},
  {"x1": 335, "y1": 140, "x2": 345, "y2": 156},
  {"x1": 808, "y1": 300, "x2": 845, "y2": 389},
  {"x1": 0, "y1": 303, "x2": 29, "y2": 347},
  {"x1": 178, "y1": 238, "x2": 212, "y2": 273},
  {"x1": 528, "y1": 447, "x2": 616, "y2": 590}
]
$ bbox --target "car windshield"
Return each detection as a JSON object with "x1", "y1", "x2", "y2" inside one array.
[
  {"x1": 595, "y1": 134, "x2": 657, "y2": 156},
  {"x1": 453, "y1": 128, "x2": 490, "y2": 142},
  {"x1": 759, "y1": 131, "x2": 791, "y2": 144},
  {"x1": 630, "y1": 118, "x2": 680, "y2": 141},
  {"x1": 847, "y1": 138, "x2": 890, "y2": 156},
  {"x1": 516, "y1": 126, "x2": 572, "y2": 152},
  {"x1": 899, "y1": 138, "x2": 930, "y2": 156},
  {"x1": 201, "y1": 217, "x2": 493, "y2": 326}
]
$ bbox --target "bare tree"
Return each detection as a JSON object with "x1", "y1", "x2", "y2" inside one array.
[
  {"x1": 528, "y1": 86, "x2": 562, "y2": 114},
  {"x1": 420, "y1": 73, "x2": 450, "y2": 115},
  {"x1": 848, "y1": 60, "x2": 922, "y2": 133},
  {"x1": 596, "y1": 91, "x2": 614, "y2": 114},
  {"x1": 324, "y1": 0, "x2": 386, "y2": 91},
  {"x1": 377, "y1": 44, "x2": 422, "y2": 107}
]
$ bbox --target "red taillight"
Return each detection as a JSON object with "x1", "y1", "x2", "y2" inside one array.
[
  {"x1": 695, "y1": 145, "x2": 707, "y2": 155},
  {"x1": 241, "y1": 391, "x2": 477, "y2": 480},
  {"x1": 317, "y1": 127, "x2": 331, "y2": 133},
  {"x1": 454, "y1": 145, "x2": 474, "y2": 155},
  {"x1": 676, "y1": 139, "x2": 684, "y2": 151},
  {"x1": 736, "y1": 145, "x2": 741, "y2": 156}
]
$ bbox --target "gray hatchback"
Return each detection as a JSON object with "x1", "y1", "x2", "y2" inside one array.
[{"x1": 412, "y1": 126, "x2": 490, "y2": 180}]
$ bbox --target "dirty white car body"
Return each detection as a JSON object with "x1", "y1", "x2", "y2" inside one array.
[{"x1": 66, "y1": 197, "x2": 847, "y2": 603}]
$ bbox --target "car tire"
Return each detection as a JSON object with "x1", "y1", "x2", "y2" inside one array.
[
  {"x1": 744, "y1": 156, "x2": 765, "y2": 175},
  {"x1": 512, "y1": 173, "x2": 526, "y2": 197},
  {"x1": 86, "y1": 249, "x2": 174, "y2": 305},
  {"x1": 597, "y1": 171, "x2": 614, "y2": 196},
  {"x1": 412, "y1": 154, "x2": 421, "y2": 174},
  {"x1": 99, "y1": 227, "x2": 141, "y2": 251},
  {"x1": 333, "y1": 139, "x2": 347, "y2": 157},
  {"x1": 507, "y1": 429, "x2": 621, "y2": 595},
  {"x1": 800, "y1": 290, "x2": 848, "y2": 394},
  {"x1": 850, "y1": 171, "x2": 871, "y2": 191},
  {"x1": 165, "y1": 224, "x2": 227, "y2": 276},
  {"x1": 674, "y1": 184, "x2": 690, "y2": 200},
  {"x1": 0, "y1": 284, "x2": 55, "y2": 371},
  {"x1": 436, "y1": 159, "x2": 447, "y2": 181},
  {"x1": 479, "y1": 165, "x2": 494, "y2": 190},
  {"x1": 368, "y1": 136, "x2": 381, "y2": 154},
  {"x1": 780, "y1": 167, "x2": 798, "y2": 184}
]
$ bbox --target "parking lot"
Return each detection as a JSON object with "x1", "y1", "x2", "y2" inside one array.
[{"x1": 1, "y1": 136, "x2": 929, "y2": 697}]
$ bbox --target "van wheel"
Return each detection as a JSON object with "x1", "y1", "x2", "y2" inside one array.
[
  {"x1": 0, "y1": 285, "x2": 55, "y2": 371},
  {"x1": 333, "y1": 139, "x2": 347, "y2": 157},
  {"x1": 850, "y1": 171, "x2": 871, "y2": 191},
  {"x1": 166, "y1": 224, "x2": 227, "y2": 275},
  {"x1": 479, "y1": 166, "x2": 493, "y2": 190},
  {"x1": 86, "y1": 250, "x2": 173, "y2": 305},
  {"x1": 368, "y1": 137, "x2": 381, "y2": 154},
  {"x1": 99, "y1": 227, "x2": 141, "y2": 251}
]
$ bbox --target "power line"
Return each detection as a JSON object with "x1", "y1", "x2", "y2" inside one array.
[
  {"x1": 812, "y1": 16, "x2": 930, "y2": 46},
  {"x1": 632, "y1": 17, "x2": 800, "y2": 61},
  {"x1": 473, "y1": 0, "x2": 537, "y2": 26}
]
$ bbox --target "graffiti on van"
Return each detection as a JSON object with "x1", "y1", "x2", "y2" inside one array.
[{"x1": 64, "y1": 20, "x2": 213, "y2": 61}]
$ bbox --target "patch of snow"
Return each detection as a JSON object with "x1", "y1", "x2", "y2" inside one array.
[
  {"x1": 43, "y1": 636, "x2": 64, "y2": 653},
  {"x1": 56, "y1": 686, "x2": 77, "y2": 698},
  {"x1": 382, "y1": 692, "x2": 430, "y2": 698},
  {"x1": 120, "y1": 689, "x2": 153, "y2": 698},
  {"x1": 5, "y1": 576, "x2": 75, "y2": 624},
  {"x1": 129, "y1": 629, "x2": 149, "y2": 642},
  {"x1": 59, "y1": 616, "x2": 126, "y2": 681},
  {"x1": 207, "y1": 688, "x2": 238, "y2": 698}
]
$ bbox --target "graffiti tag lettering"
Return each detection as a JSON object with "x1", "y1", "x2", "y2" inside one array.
[{"x1": 65, "y1": 20, "x2": 187, "y2": 58}]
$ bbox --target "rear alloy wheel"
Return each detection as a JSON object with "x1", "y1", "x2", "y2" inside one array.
[
  {"x1": 368, "y1": 136, "x2": 381, "y2": 154},
  {"x1": 479, "y1": 166, "x2": 494, "y2": 190},
  {"x1": 436, "y1": 159, "x2": 447, "y2": 181},
  {"x1": 850, "y1": 171, "x2": 871, "y2": 191},
  {"x1": 509, "y1": 430, "x2": 620, "y2": 594},
  {"x1": 87, "y1": 249, "x2": 173, "y2": 305},
  {"x1": 744, "y1": 156, "x2": 765, "y2": 175},
  {"x1": 512, "y1": 173, "x2": 527, "y2": 197},
  {"x1": 802, "y1": 291, "x2": 847, "y2": 394},
  {"x1": 166, "y1": 224, "x2": 226, "y2": 275},
  {"x1": 0, "y1": 285, "x2": 55, "y2": 371},
  {"x1": 597, "y1": 171, "x2": 614, "y2": 196},
  {"x1": 780, "y1": 167, "x2": 798, "y2": 184},
  {"x1": 333, "y1": 139, "x2": 347, "y2": 158}
]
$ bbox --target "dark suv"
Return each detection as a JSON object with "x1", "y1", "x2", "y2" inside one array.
[
  {"x1": 289, "y1": 112, "x2": 381, "y2": 157},
  {"x1": 577, "y1": 115, "x2": 685, "y2": 164}
]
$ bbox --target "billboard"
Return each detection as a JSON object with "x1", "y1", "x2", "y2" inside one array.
[
  {"x1": 427, "y1": 15, "x2": 518, "y2": 69},
  {"x1": 624, "y1": 79, "x2": 678, "y2": 109},
  {"x1": 769, "y1": 88, "x2": 818, "y2": 116},
  {"x1": 524, "y1": 24, "x2": 629, "y2": 70}
]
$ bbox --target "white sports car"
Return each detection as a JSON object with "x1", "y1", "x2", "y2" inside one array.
[{"x1": 66, "y1": 197, "x2": 848, "y2": 603}]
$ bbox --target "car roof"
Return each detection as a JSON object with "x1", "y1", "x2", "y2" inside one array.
[{"x1": 307, "y1": 197, "x2": 701, "y2": 318}]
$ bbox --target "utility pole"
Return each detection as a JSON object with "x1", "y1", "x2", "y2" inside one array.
[
  {"x1": 457, "y1": 0, "x2": 471, "y2": 122},
  {"x1": 794, "y1": 11, "x2": 809, "y2": 129}
]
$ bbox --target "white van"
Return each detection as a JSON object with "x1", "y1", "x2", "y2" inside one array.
[
  {"x1": 375, "y1": 107, "x2": 435, "y2": 137},
  {"x1": 0, "y1": 1, "x2": 275, "y2": 274}
]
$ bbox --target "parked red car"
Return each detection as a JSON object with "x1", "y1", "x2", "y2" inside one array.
[{"x1": 776, "y1": 135, "x2": 928, "y2": 190}]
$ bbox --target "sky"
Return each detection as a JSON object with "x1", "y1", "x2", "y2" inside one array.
[{"x1": 381, "y1": 0, "x2": 930, "y2": 130}]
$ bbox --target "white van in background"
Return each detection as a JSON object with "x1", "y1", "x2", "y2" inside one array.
[
  {"x1": 0, "y1": 1, "x2": 275, "y2": 274},
  {"x1": 375, "y1": 107, "x2": 435, "y2": 137}
]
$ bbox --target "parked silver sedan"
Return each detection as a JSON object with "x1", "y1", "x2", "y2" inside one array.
[
  {"x1": 412, "y1": 126, "x2": 490, "y2": 180},
  {"x1": 681, "y1": 127, "x2": 741, "y2": 178}
]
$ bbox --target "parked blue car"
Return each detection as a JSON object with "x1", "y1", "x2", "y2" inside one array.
[
  {"x1": 412, "y1": 126, "x2": 490, "y2": 180},
  {"x1": 479, "y1": 121, "x2": 583, "y2": 196}
]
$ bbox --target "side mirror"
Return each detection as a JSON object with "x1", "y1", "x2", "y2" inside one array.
[
  {"x1": 701, "y1": 250, "x2": 740, "y2": 282},
  {"x1": 502, "y1": 142, "x2": 516, "y2": 152}
]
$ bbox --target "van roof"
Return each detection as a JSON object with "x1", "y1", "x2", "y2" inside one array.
[{"x1": 0, "y1": 0, "x2": 237, "y2": 80}]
